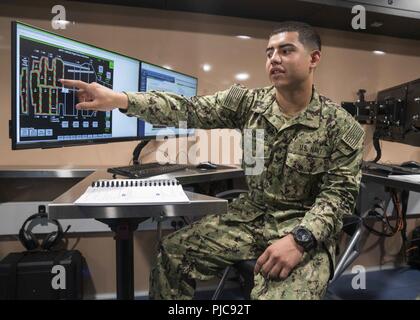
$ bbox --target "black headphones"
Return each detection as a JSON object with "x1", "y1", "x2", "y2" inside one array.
[{"x1": 18, "y1": 213, "x2": 64, "y2": 251}]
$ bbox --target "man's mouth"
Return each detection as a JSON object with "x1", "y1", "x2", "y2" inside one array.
[{"x1": 270, "y1": 68, "x2": 285, "y2": 75}]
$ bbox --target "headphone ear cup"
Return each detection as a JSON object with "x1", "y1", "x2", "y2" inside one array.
[
  {"x1": 42, "y1": 231, "x2": 58, "y2": 250},
  {"x1": 19, "y1": 229, "x2": 39, "y2": 251}
]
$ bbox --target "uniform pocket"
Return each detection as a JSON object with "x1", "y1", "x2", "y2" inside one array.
[{"x1": 281, "y1": 152, "x2": 329, "y2": 200}]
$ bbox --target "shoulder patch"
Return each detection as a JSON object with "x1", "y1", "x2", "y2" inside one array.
[
  {"x1": 223, "y1": 85, "x2": 248, "y2": 112},
  {"x1": 342, "y1": 122, "x2": 364, "y2": 150}
]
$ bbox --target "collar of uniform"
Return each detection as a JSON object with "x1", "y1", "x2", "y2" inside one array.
[
  {"x1": 249, "y1": 86, "x2": 284, "y2": 131},
  {"x1": 278, "y1": 87, "x2": 322, "y2": 131}
]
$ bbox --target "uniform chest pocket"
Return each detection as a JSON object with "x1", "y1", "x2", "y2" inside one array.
[
  {"x1": 280, "y1": 152, "x2": 329, "y2": 200},
  {"x1": 246, "y1": 111, "x2": 278, "y2": 163},
  {"x1": 285, "y1": 152, "x2": 329, "y2": 174}
]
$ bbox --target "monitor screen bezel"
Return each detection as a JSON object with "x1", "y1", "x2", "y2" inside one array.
[{"x1": 11, "y1": 21, "x2": 141, "y2": 150}]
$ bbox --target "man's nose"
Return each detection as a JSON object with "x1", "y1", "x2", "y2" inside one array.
[{"x1": 269, "y1": 50, "x2": 281, "y2": 64}]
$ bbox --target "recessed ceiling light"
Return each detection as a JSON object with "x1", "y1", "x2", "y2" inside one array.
[
  {"x1": 373, "y1": 50, "x2": 386, "y2": 55},
  {"x1": 202, "y1": 64, "x2": 212, "y2": 72},
  {"x1": 54, "y1": 20, "x2": 70, "y2": 26},
  {"x1": 163, "y1": 65, "x2": 172, "y2": 70},
  {"x1": 370, "y1": 21, "x2": 383, "y2": 28},
  {"x1": 236, "y1": 35, "x2": 251, "y2": 40},
  {"x1": 235, "y1": 73, "x2": 250, "y2": 81}
]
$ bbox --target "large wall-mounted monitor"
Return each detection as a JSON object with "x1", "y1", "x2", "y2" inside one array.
[
  {"x1": 11, "y1": 21, "x2": 140, "y2": 149},
  {"x1": 138, "y1": 62, "x2": 198, "y2": 139}
]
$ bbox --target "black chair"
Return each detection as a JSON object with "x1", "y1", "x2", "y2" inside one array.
[{"x1": 211, "y1": 214, "x2": 364, "y2": 300}]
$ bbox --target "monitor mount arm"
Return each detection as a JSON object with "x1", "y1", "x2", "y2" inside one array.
[
  {"x1": 372, "y1": 131, "x2": 382, "y2": 163},
  {"x1": 132, "y1": 140, "x2": 150, "y2": 165}
]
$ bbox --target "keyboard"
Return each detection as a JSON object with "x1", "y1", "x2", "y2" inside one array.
[
  {"x1": 107, "y1": 163, "x2": 188, "y2": 179},
  {"x1": 362, "y1": 161, "x2": 420, "y2": 176}
]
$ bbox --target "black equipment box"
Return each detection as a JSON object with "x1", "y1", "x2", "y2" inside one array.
[{"x1": 0, "y1": 250, "x2": 83, "y2": 300}]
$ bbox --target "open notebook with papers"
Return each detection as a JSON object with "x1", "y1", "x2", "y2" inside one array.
[{"x1": 75, "y1": 178, "x2": 190, "y2": 206}]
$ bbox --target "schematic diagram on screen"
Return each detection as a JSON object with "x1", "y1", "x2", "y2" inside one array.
[{"x1": 18, "y1": 36, "x2": 114, "y2": 142}]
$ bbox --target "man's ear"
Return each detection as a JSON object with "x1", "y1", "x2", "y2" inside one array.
[{"x1": 309, "y1": 50, "x2": 321, "y2": 70}]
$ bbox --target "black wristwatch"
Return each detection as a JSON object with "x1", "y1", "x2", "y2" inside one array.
[{"x1": 291, "y1": 226, "x2": 317, "y2": 252}]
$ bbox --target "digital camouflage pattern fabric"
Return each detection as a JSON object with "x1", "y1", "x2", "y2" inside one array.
[{"x1": 123, "y1": 84, "x2": 364, "y2": 299}]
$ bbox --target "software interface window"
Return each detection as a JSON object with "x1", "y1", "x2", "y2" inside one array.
[{"x1": 138, "y1": 62, "x2": 197, "y2": 139}]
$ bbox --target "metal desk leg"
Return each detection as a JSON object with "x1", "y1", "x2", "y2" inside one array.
[{"x1": 98, "y1": 218, "x2": 147, "y2": 300}]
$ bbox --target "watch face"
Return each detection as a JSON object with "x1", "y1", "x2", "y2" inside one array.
[{"x1": 296, "y1": 228, "x2": 310, "y2": 242}]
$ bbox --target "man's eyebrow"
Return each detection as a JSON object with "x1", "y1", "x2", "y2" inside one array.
[{"x1": 265, "y1": 43, "x2": 297, "y2": 52}]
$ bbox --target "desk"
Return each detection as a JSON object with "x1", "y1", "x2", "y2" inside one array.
[
  {"x1": 48, "y1": 167, "x2": 244, "y2": 300},
  {"x1": 362, "y1": 172, "x2": 420, "y2": 194},
  {"x1": 362, "y1": 171, "x2": 420, "y2": 220}
]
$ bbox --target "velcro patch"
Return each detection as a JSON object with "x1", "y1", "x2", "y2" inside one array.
[
  {"x1": 342, "y1": 123, "x2": 364, "y2": 150},
  {"x1": 223, "y1": 85, "x2": 247, "y2": 111}
]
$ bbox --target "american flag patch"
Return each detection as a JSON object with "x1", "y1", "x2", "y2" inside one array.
[
  {"x1": 342, "y1": 123, "x2": 364, "y2": 149},
  {"x1": 223, "y1": 85, "x2": 247, "y2": 111}
]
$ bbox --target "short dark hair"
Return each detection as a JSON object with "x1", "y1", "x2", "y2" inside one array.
[{"x1": 270, "y1": 21, "x2": 321, "y2": 51}]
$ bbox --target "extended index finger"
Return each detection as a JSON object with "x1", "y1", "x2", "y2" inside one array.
[{"x1": 59, "y1": 79, "x2": 89, "y2": 90}]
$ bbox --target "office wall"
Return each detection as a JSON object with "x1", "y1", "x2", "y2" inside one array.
[
  {"x1": 0, "y1": 0, "x2": 419, "y2": 297},
  {"x1": 2, "y1": 0, "x2": 420, "y2": 166}
]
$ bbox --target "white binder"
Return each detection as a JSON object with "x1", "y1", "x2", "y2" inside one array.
[{"x1": 75, "y1": 179, "x2": 190, "y2": 206}]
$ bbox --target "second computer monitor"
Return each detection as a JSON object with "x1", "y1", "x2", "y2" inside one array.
[{"x1": 138, "y1": 62, "x2": 197, "y2": 139}]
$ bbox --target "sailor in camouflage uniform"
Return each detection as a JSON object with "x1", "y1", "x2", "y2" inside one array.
[{"x1": 61, "y1": 21, "x2": 364, "y2": 299}]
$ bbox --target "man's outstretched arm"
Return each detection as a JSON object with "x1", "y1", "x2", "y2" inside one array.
[{"x1": 59, "y1": 79, "x2": 253, "y2": 130}]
